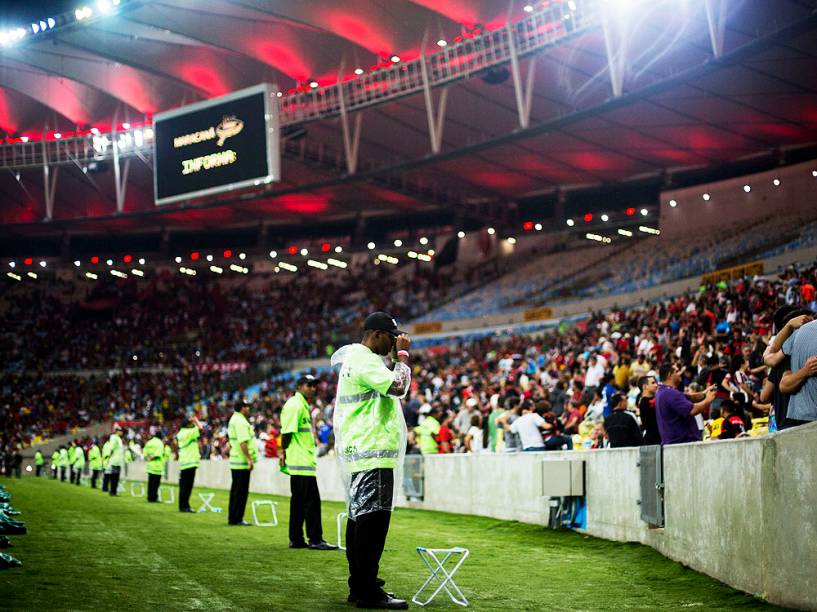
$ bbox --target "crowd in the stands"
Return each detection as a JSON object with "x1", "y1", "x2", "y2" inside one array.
[{"x1": 4, "y1": 255, "x2": 815, "y2": 461}]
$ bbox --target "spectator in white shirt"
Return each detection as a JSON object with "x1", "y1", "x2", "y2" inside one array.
[{"x1": 508, "y1": 401, "x2": 550, "y2": 452}]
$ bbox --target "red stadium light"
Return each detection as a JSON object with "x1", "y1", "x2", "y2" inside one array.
[
  {"x1": 23, "y1": 257, "x2": 33, "y2": 266},
  {"x1": 522, "y1": 221, "x2": 534, "y2": 231},
  {"x1": 123, "y1": 255, "x2": 132, "y2": 263},
  {"x1": 321, "y1": 243, "x2": 331, "y2": 252},
  {"x1": 584, "y1": 213, "x2": 593, "y2": 222},
  {"x1": 223, "y1": 249, "x2": 232, "y2": 258},
  {"x1": 626, "y1": 207, "x2": 636, "y2": 216},
  {"x1": 190, "y1": 252, "x2": 200, "y2": 261},
  {"x1": 90, "y1": 256, "x2": 99, "y2": 264},
  {"x1": 288, "y1": 246, "x2": 298, "y2": 255}
]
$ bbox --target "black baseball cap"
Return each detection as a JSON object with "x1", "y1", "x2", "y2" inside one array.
[
  {"x1": 296, "y1": 374, "x2": 318, "y2": 386},
  {"x1": 364, "y1": 311, "x2": 405, "y2": 336}
]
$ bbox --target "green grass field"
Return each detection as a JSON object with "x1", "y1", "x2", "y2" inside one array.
[{"x1": 0, "y1": 477, "x2": 781, "y2": 611}]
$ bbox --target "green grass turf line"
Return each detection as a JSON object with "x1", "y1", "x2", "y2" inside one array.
[{"x1": 0, "y1": 478, "x2": 784, "y2": 611}]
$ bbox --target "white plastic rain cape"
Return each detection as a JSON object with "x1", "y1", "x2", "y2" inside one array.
[{"x1": 331, "y1": 344, "x2": 409, "y2": 519}]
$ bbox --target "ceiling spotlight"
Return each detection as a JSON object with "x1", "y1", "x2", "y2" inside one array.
[
  {"x1": 811, "y1": 170, "x2": 816, "y2": 177},
  {"x1": 31, "y1": 23, "x2": 40, "y2": 34},
  {"x1": 601, "y1": 214, "x2": 609, "y2": 222},
  {"x1": 702, "y1": 193, "x2": 710, "y2": 201},
  {"x1": 47, "y1": 18, "x2": 56, "y2": 29},
  {"x1": 73, "y1": 260, "x2": 80, "y2": 267},
  {"x1": 367, "y1": 242, "x2": 375, "y2": 250},
  {"x1": 640, "y1": 208, "x2": 648, "y2": 216},
  {"x1": 334, "y1": 246, "x2": 343, "y2": 253},
  {"x1": 309, "y1": 81, "x2": 319, "y2": 88},
  {"x1": 8, "y1": 262, "x2": 15, "y2": 268},
  {"x1": 175, "y1": 256, "x2": 182, "y2": 263},
  {"x1": 523, "y1": 4, "x2": 534, "y2": 12},
  {"x1": 390, "y1": 55, "x2": 400, "y2": 63},
  {"x1": 122, "y1": 122, "x2": 130, "y2": 130},
  {"x1": 239, "y1": 252, "x2": 246, "y2": 260},
  {"x1": 300, "y1": 248, "x2": 308, "y2": 256},
  {"x1": 457, "y1": 231, "x2": 465, "y2": 238},
  {"x1": 106, "y1": 259, "x2": 113, "y2": 266},
  {"x1": 743, "y1": 185, "x2": 751, "y2": 193},
  {"x1": 39, "y1": 260, "x2": 47, "y2": 268},
  {"x1": 507, "y1": 237, "x2": 517, "y2": 245},
  {"x1": 394, "y1": 239, "x2": 402, "y2": 247},
  {"x1": 669, "y1": 199, "x2": 677, "y2": 207},
  {"x1": 534, "y1": 223, "x2": 542, "y2": 231},
  {"x1": 437, "y1": 39, "x2": 447, "y2": 47},
  {"x1": 419, "y1": 237, "x2": 429, "y2": 245},
  {"x1": 206, "y1": 254, "x2": 213, "y2": 262},
  {"x1": 138, "y1": 258, "x2": 145, "y2": 265},
  {"x1": 97, "y1": 0, "x2": 113, "y2": 14},
  {"x1": 566, "y1": 219, "x2": 575, "y2": 227},
  {"x1": 53, "y1": 133, "x2": 62, "y2": 139},
  {"x1": 773, "y1": 178, "x2": 781, "y2": 186},
  {"x1": 20, "y1": 136, "x2": 29, "y2": 143},
  {"x1": 269, "y1": 250, "x2": 277, "y2": 258},
  {"x1": 487, "y1": 227, "x2": 495, "y2": 235},
  {"x1": 354, "y1": 68, "x2": 364, "y2": 75}
]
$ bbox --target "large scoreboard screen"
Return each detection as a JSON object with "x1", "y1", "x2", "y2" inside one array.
[{"x1": 153, "y1": 83, "x2": 280, "y2": 205}]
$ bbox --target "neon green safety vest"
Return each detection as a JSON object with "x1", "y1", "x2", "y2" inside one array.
[
  {"x1": 73, "y1": 447, "x2": 86, "y2": 468},
  {"x1": 143, "y1": 437, "x2": 165, "y2": 476},
  {"x1": 416, "y1": 416, "x2": 440, "y2": 455},
  {"x1": 109, "y1": 435, "x2": 124, "y2": 468},
  {"x1": 88, "y1": 445, "x2": 102, "y2": 470},
  {"x1": 58, "y1": 448, "x2": 69, "y2": 467},
  {"x1": 177, "y1": 427, "x2": 200, "y2": 470},
  {"x1": 101, "y1": 439, "x2": 112, "y2": 468},
  {"x1": 280, "y1": 392, "x2": 317, "y2": 476},
  {"x1": 34, "y1": 451, "x2": 44, "y2": 466},
  {"x1": 335, "y1": 343, "x2": 403, "y2": 474},
  {"x1": 51, "y1": 450, "x2": 58, "y2": 466},
  {"x1": 163, "y1": 444, "x2": 172, "y2": 462},
  {"x1": 228, "y1": 412, "x2": 257, "y2": 470}
]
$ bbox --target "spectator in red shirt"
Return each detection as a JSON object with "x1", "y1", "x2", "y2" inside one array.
[{"x1": 436, "y1": 413, "x2": 455, "y2": 453}]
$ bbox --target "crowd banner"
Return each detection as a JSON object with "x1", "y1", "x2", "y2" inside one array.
[
  {"x1": 413, "y1": 321, "x2": 443, "y2": 334},
  {"x1": 523, "y1": 306, "x2": 553, "y2": 322},
  {"x1": 701, "y1": 261, "x2": 764, "y2": 285}
]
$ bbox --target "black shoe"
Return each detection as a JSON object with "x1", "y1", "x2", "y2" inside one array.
[
  {"x1": 179, "y1": 508, "x2": 195, "y2": 513},
  {"x1": 228, "y1": 521, "x2": 252, "y2": 526},
  {"x1": 308, "y1": 540, "x2": 338, "y2": 551},
  {"x1": 348, "y1": 582, "x2": 390, "y2": 604},
  {"x1": 355, "y1": 592, "x2": 408, "y2": 610},
  {"x1": 289, "y1": 541, "x2": 308, "y2": 549}
]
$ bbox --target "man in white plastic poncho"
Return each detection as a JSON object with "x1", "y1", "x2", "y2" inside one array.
[{"x1": 332, "y1": 312, "x2": 411, "y2": 610}]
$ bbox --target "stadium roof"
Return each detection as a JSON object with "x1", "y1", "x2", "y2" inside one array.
[{"x1": 0, "y1": 0, "x2": 816, "y2": 237}]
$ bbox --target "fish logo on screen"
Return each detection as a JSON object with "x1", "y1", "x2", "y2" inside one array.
[{"x1": 216, "y1": 115, "x2": 244, "y2": 146}]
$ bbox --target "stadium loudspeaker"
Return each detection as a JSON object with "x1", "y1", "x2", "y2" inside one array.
[
  {"x1": 336, "y1": 512, "x2": 348, "y2": 551},
  {"x1": 251, "y1": 500, "x2": 278, "y2": 527}
]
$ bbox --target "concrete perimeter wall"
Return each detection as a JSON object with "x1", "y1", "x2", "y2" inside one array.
[{"x1": 121, "y1": 423, "x2": 817, "y2": 610}]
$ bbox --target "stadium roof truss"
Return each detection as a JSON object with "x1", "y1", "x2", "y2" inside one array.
[{"x1": 0, "y1": 0, "x2": 815, "y2": 237}]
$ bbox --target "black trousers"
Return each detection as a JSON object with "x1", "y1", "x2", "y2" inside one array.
[
  {"x1": 346, "y1": 468, "x2": 394, "y2": 600},
  {"x1": 75, "y1": 468, "x2": 82, "y2": 485},
  {"x1": 50, "y1": 466, "x2": 57, "y2": 479},
  {"x1": 60, "y1": 467, "x2": 67, "y2": 482},
  {"x1": 109, "y1": 466, "x2": 121, "y2": 496},
  {"x1": 35, "y1": 465, "x2": 43, "y2": 477},
  {"x1": 228, "y1": 469, "x2": 251, "y2": 524},
  {"x1": 147, "y1": 473, "x2": 161, "y2": 502},
  {"x1": 289, "y1": 475, "x2": 323, "y2": 544},
  {"x1": 101, "y1": 471, "x2": 110, "y2": 492},
  {"x1": 179, "y1": 468, "x2": 196, "y2": 511},
  {"x1": 91, "y1": 469, "x2": 101, "y2": 489}
]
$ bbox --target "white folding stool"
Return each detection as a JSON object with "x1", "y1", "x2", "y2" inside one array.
[
  {"x1": 129, "y1": 481, "x2": 145, "y2": 497},
  {"x1": 158, "y1": 485, "x2": 175, "y2": 504},
  {"x1": 412, "y1": 547, "x2": 470, "y2": 607},
  {"x1": 197, "y1": 492, "x2": 222, "y2": 513},
  {"x1": 336, "y1": 512, "x2": 348, "y2": 550},
  {"x1": 251, "y1": 500, "x2": 278, "y2": 526}
]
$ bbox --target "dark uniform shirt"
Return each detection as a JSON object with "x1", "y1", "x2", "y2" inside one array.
[
  {"x1": 639, "y1": 396, "x2": 661, "y2": 445},
  {"x1": 604, "y1": 410, "x2": 643, "y2": 448}
]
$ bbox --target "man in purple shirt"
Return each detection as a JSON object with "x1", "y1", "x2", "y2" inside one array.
[{"x1": 655, "y1": 363, "x2": 717, "y2": 445}]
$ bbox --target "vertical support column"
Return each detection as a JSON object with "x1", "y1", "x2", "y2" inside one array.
[
  {"x1": 419, "y1": 35, "x2": 448, "y2": 154},
  {"x1": 112, "y1": 126, "x2": 130, "y2": 214},
  {"x1": 600, "y1": 8, "x2": 626, "y2": 98},
  {"x1": 41, "y1": 131, "x2": 58, "y2": 221},
  {"x1": 507, "y1": 24, "x2": 537, "y2": 128},
  {"x1": 703, "y1": 0, "x2": 728, "y2": 58},
  {"x1": 337, "y1": 67, "x2": 363, "y2": 175}
]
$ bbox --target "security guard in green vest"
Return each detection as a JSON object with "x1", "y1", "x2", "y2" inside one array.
[
  {"x1": 87, "y1": 438, "x2": 102, "y2": 489},
  {"x1": 415, "y1": 408, "x2": 441, "y2": 455},
  {"x1": 34, "y1": 450, "x2": 44, "y2": 477},
  {"x1": 332, "y1": 312, "x2": 412, "y2": 609},
  {"x1": 101, "y1": 436, "x2": 113, "y2": 492},
  {"x1": 162, "y1": 439, "x2": 172, "y2": 480},
  {"x1": 227, "y1": 401, "x2": 257, "y2": 526},
  {"x1": 143, "y1": 431, "x2": 165, "y2": 503},
  {"x1": 108, "y1": 427, "x2": 125, "y2": 497},
  {"x1": 281, "y1": 375, "x2": 336, "y2": 550},
  {"x1": 50, "y1": 449, "x2": 59, "y2": 479},
  {"x1": 72, "y1": 443, "x2": 85, "y2": 486},
  {"x1": 176, "y1": 416, "x2": 203, "y2": 513},
  {"x1": 58, "y1": 445, "x2": 69, "y2": 482}
]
